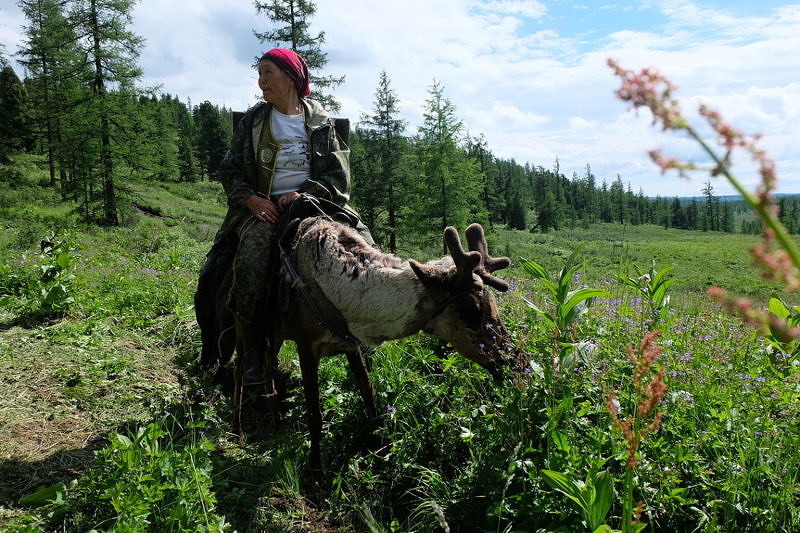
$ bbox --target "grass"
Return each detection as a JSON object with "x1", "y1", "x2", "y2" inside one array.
[{"x1": 0, "y1": 154, "x2": 798, "y2": 532}]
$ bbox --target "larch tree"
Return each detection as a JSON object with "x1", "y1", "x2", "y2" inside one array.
[
  {"x1": 194, "y1": 101, "x2": 228, "y2": 181},
  {"x1": 412, "y1": 80, "x2": 484, "y2": 252},
  {"x1": 0, "y1": 65, "x2": 32, "y2": 163},
  {"x1": 357, "y1": 71, "x2": 408, "y2": 252},
  {"x1": 253, "y1": 0, "x2": 344, "y2": 112},
  {"x1": 68, "y1": 0, "x2": 144, "y2": 224},
  {"x1": 17, "y1": 0, "x2": 81, "y2": 188}
]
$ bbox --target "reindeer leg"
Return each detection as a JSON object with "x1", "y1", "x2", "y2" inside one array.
[
  {"x1": 345, "y1": 348, "x2": 384, "y2": 456},
  {"x1": 346, "y1": 348, "x2": 378, "y2": 421},
  {"x1": 298, "y1": 342, "x2": 323, "y2": 482}
]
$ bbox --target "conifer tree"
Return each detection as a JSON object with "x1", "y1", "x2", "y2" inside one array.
[
  {"x1": 357, "y1": 71, "x2": 407, "y2": 252},
  {"x1": 412, "y1": 80, "x2": 484, "y2": 251},
  {"x1": 253, "y1": 0, "x2": 344, "y2": 112},
  {"x1": 68, "y1": 0, "x2": 144, "y2": 224},
  {"x1": 610, "y1": 175, "x2": 628, "y2": 224},
  {"x1": 467, "y1": 134, "x2": 504, "y2": 227},
  {"x1": 701, "y1": 180, "x2": 718, "y2": 231},
  {"x1": 172, "y1": 97, "x2": 198, "y2": 181},
  {"x1": 0, "y1": 66, "x2": 32, "y2": 163},
  {"x1": 17, "y1": 0, "x2": 80, "y2": 186},
  {"x1": 194, "y1": 101, "x2": 228, "y2": 181}
]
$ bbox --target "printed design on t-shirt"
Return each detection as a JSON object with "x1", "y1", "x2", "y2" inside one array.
[{"x1": 280, "y1": 138, "x2": 310, "y2": 170}]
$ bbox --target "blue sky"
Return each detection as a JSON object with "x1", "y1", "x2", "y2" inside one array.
[{"x1": 1, "y1": 0, "x2": 799, "y2": 197}]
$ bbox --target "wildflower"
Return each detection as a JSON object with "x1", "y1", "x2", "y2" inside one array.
[
  {"x1": 386, "y1": 405, "x2": 396, "y2": 415},
  {"x1": 608, "y1": 331, "x2": 667, "y2": 471},
  {"x1": 649, "y1": 149, "x2": 694, "y2": 178},
  {"x1": 609, "y1": 397, "x2": 621, "y2": 413},
  {"x1": 607, "y1": 58, "x2": 686, "y2": 130},
  {"x1": 670, "y1": 390, "x2": 694, "y2": 404}
]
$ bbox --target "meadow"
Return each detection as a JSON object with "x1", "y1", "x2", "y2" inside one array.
[{"x1": 0, "y1": 158, "x2": 798, "y2": 532}]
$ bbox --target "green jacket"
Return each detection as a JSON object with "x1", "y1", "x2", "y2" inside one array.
[{"x1": 214, "y1": 98, "x2": 368, "y2": 245}]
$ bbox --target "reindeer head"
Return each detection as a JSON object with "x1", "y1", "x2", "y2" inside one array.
[{"x1": 410, "y1": 224, "x2": 518, "y2": 380}]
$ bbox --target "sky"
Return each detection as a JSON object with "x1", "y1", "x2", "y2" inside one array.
[{"x1": 1, "y1": 0, "x2": 799, "y2": 197}]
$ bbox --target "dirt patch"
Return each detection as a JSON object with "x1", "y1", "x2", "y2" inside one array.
[{"x1": 259, "y1": 494, "x2": 352, "y2": 533}]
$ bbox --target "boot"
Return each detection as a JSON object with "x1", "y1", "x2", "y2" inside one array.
[{"x1": 237, "y1": 317, "x2": 267, "y2": 385}]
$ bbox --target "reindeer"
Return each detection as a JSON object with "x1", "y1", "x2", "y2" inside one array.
[{"x1": 201, "y1": 215, "x2": 517, "y2": 476}]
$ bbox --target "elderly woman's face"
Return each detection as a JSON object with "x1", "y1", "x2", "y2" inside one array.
[{"x1": 258, "y1": 59, "x2": 294, "y2": 103}]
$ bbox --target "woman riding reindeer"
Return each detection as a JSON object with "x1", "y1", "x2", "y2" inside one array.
[{"x1": 195, "y1": 48, "x2": 372, "y2": 385}]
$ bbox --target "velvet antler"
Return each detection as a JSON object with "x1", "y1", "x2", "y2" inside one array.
[
  {"x1": 444, "y1": 226, "x2": 482, "y2": 287},
  {"x1": 465, "y1": 223, "x2": 511, "y2": 292}
]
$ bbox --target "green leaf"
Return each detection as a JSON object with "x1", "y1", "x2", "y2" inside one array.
[
  {"x1": 652, "y1": 284, "x2": 669, "y2": 308},
  {"x1": 551, "y1": 431, "x2": 571, "y2": 453},
  {"x1": 521, "y1": 260, "x2": 557, "y2": 294},
  {"x1": 588, "y1": 470, "x2": 614, "y2": 530},
  {"x1": 55, "y1": 251, "x2": 73, "y2": 269},
  {"x1": 769, "y1": 297, "x2": 790, "y2": 318},
  {"x1": 521, "y1": 296, "x2": 556, "y2": 328},
  {"x1": 19, "y1": 482, "x2": 67, "y2": 506},
  {"x1": 558, "y1": 288, "x2": 609, "y2": 327},
  {"x1": 540, "y1": 470, "x2": 589, "y2": 512},
  {"x1": 651, "y1": 264, "x2": 675, "y2": 286}
]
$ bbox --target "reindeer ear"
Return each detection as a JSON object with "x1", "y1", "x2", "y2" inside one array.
[{"x1": 409, "y1": 259, "x2": 449, "y2": 289}]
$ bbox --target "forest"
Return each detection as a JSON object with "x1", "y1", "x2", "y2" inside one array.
[
  {"x1": 3, "y1": 0, "x2": 800, "y2": 252},
  {"x1": 2, "y1": 0, "x2": 799, "y2": 532}
]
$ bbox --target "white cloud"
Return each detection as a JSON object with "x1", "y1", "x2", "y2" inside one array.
[
  {"x1": 476, "y1": 0, "x2": 548, "y2": 18},
  {"x1": 1, "y1": 0, "x2": 799, "y2": 196}
]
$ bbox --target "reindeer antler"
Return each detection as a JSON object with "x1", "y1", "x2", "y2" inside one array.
[
  {"x1": 444, "y1": 226, "x2": 482, "y2": 287},
  {"x1": 465, "y1": 223, "x2": 511, "y2": 292}
]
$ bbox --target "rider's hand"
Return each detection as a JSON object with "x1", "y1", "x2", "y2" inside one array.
[
  {"x1": 246, "y1": 195, "x2": 279, "y2": 223},
  {"x1": 277, "y1": 191, "x2": 300, "y2": 212}
]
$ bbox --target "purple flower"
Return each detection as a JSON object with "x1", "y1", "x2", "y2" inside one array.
[{"x1": 386, "y1": 405, "x2": 396, "y2": 414}]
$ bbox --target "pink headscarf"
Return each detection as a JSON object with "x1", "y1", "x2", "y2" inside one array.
[{"x1": 260, "y1": 48, "x2": 311, "y2": 98}]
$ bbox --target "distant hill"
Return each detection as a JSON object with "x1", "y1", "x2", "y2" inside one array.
[{"x1": 657, "y1": 193, "x2": 800, "y2": 202}]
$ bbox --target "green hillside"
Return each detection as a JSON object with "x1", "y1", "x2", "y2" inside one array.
[{"x1": 1, "y1": 156, "x2": 798, "y2": 532}]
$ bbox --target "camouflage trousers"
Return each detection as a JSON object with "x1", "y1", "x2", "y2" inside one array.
[{"x1": 227, "y1": 218, "x2": 276, "y2": 320}]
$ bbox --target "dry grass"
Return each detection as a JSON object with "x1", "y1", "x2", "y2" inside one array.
[{"x1": 0, "y1": 314, "x2": 183, "y2": 507}]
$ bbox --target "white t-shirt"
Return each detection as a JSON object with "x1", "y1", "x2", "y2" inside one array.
[{"x1": 270, "y1": 109, "x2": 311, "y2": 195}]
